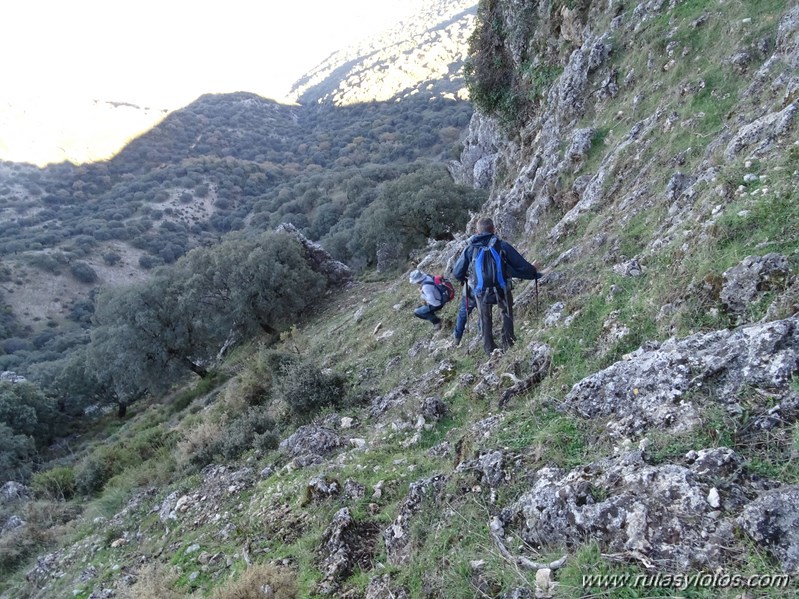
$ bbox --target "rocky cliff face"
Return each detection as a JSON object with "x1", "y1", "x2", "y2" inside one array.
[
  {"x1": 456, "y1": 1, "x2": 799, "y2": 245},
  {"x1": 442, "y1": 0, "x2": 799, "y2": 590}
]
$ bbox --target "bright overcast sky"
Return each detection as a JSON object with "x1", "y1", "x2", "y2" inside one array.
[{"x1": 2, "y1": 0, "x2": 426, "y2": 108}]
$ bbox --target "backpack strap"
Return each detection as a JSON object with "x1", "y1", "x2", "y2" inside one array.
[{"x1": 487, "y1": 236, "x2": 507, "y2": 290}]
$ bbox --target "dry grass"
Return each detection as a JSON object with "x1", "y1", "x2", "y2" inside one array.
[
  {"x1": 209, "y1": 563, "x2": 298, "y2": 599},
  {"x1": 175, "y1": 420, "x2": 225, "y2": 469},
  {"x1": 116, "y1": 562, "x2": 184, "y2": 599}
]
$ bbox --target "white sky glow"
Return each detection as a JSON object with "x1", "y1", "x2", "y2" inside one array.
[
  {"x1": 0, "y1": 0, "x2": 427, "y2": 163},
  {"x1": 2, "y1": 0, "x2": 425, "y2": 108}
]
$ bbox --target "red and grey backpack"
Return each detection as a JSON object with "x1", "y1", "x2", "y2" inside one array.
[{"x1": 433, "y1": 275, "x2": 456, "y2": 304}]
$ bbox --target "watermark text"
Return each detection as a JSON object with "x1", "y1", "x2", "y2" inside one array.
[{"x1": 583, "y1": 571, "x2": 792, "y2": 591}]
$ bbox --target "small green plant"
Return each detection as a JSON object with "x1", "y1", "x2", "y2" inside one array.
[
  {"x1": 273, "y1": 360, "x2": 348, "y2": 423},
  {"x1": 217, "y1": 407, "x2": 279, "y2": 460},
  {"x1": 75, "y1": 445, "x2": 129, "y2": 496},
  {"x1": 30, "y1": 466, "x2": 76, "y2": 501}
]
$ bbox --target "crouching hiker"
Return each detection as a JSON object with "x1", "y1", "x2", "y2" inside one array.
[
  {"x1": 409, "y1": 269, "x2": 454, "y2": 330},
  {"x1": 452, "y1": 217, "x2": 542, "y2": 355}
]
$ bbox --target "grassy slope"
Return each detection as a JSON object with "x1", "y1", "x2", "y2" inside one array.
[{"x1": 3, "y1": 1, "x2": 799, "y2": 598}]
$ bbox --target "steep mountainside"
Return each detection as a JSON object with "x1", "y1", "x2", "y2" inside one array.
[
  {"x1": 288, "y1": 0, "x2": 476, "y2": 105},
  {"x1": 2, "y1": 1, "x2": 799, "y2": 599}
]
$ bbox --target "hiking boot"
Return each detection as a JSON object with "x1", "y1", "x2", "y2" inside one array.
[{"x1": 432, "y1": 321, "x2": 443, "y2": 331}]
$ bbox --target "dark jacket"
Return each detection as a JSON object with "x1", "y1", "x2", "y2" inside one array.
[{"x1": 451, "y1": 233, "x2": 539, "y2": 284}]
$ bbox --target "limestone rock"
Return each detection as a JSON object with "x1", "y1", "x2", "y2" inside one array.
[
  {"x1": 420, "y1": 397, "x2": 448, "y2": 422},
  {"x1": 276, "y1": 222, "x2": 352, "y2": 286},
  {"x1": 721, "y1": 253, "x2": 791, "y2": 323},
  {"x1": 306, "y1": 475, "x2": 340, "y2": 503},
  {"x1": 318, "y1": 507, "x2": 379, "y2": 595},
  {"x1": 279, "y1": 425, "x2": 344, "y2": 462},
  {"x1": 0, "y1": 481, "x2": 30, "y2": 504},
  {"x1": 500, "y1": 451, "x2": 737, "y2": 569},
  {"x1": 562, "y1": 316, "x2": 799, "y2": 439},
  {"x1": 1, "y1": 514, "x2": 26, "y2": 535},
  {"x1": 364, "y1": 574, "x2": 409, "y2": 599},
  {"x1": 739, "y1": 485, "x2": 799, "y2": 574},
  {"x1": 456, "y1": 450, "x2": 506, "y2": 488},
  {"x1": 384, "y1": 474, "x2": 447, "y2": 565}
]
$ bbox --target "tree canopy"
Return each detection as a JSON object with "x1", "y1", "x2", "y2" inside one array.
[
  {"x1": 353, "y1": 164, "x2": 486, "y2": 268},
  {"x1": 88, "y1": 231, "x2": 325, "y2": 398}
]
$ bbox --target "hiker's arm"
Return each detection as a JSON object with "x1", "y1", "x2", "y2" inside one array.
[
  {"x1": 503, "y1": 243, "x2": 539, "y2": 280},
  {"x1": 451, "y1": 249, "x2": 469, "y2": 283}
]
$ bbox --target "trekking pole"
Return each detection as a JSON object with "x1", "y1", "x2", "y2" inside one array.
[
  {"x1": 535, "y1": 277, "x2": 540, "y2": 316},
  {"x1": 463, "y1": 281, "x2": 470, "y2": 333}
]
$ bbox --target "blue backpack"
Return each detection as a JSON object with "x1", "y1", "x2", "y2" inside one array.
[{"x1": 469, "y1": 236, "x2": 507, "y2": 295}]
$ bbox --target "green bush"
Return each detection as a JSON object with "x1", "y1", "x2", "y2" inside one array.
[
  {"x1": 75, "y1": 445, "x2": 129, "y2": 496},
  {"x1": 218, "y1": 407, "x2": 279, "y2": 460},
  {"x1": 274, "y1": 361, "x2": 348, "y2": 422},
  {"x1": 30, "y1": 466, "x2": 76, "y2": 501},
  {"x1": 236, "y1": 349, "x2": 300, "y2": 407},
  {"x1": 70, "y1": 261, "x2": 98, "y2": 284},
  {"x1": 0, "y1": 422, "x2": 35, "y2": 483}
]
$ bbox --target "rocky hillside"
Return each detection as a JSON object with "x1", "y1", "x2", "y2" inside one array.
[
  {"x1": 2, "y1": 1, "x2": 799, "y2": 598},
  {"x1": 288, "y1": 0, "x2": 476, "y2": 105}
]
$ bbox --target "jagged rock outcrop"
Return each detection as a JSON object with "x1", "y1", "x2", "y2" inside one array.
[
  {"x1": 279, "y1": 425, "x2": 345, "y2": 468},
  {"x1": 276, "y1": 222, "x2": 352, "y2": 286},
  {"x1": 454, "y1": 1, "x2": 799, "y2": 255},
  {"x1": 384, "y1": 474, "x2": 446, "y2": 565},
  {"x1": 739, "y1": 486, "x2": 799, "y2": 574},
  {"x1": 0, "y1": 481, "x2": 30, "y2": 504},
  {"x1": 562, "y1": 315, "x2": 799, "y2": 440},
  {"x1": 498, "y1": 447, "x2": 779, "y2": 570},
  {"x1": 721, "y1": 253, "x2": 792, "y2": 323}
]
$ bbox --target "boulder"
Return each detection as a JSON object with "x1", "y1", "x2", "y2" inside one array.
[
  {"x1": 721, "y1": 253, "x2": 791, "y2": 323},
  {"x1": 500, "y1": 451, "x2": 738, "y2": 569},
  {"x1": 276, "y1": 222, "x2": 352, "y2": 286},
  {"x1": 0, "y1": 481, "x2": 30, "y2": 504},
  {"x1": 562, "y1": 316, "x2": 799, "y2": 439},
  {"x1": 279, "y1": 425, "x2": 344, "y2": 461},
  {"x1": 739, "y1": 485, "x2": 799, "y2": 574}
]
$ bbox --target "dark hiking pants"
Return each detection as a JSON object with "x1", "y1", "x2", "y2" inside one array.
[
  {"x1": 414, "y1": 304, "x2": 442, "y2": 325},
  {"x1": 476, "y1": 288, "x2": 514, "y2": 355}
]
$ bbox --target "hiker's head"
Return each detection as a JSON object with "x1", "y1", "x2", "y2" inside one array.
[
  {"x1": 476, "y1": 217, "x2": 495, "y2": 234},
  {"x1": 409, "y1": 270, "x2": 425, "y2": 285}
]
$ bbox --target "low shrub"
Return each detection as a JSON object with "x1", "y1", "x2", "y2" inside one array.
[
  {"x1": 70, "y1": 261, "x2": 98, "y2": 284},
  {"x1": 30, "y1": 466, "x2": 76, "y2": 501},
  {"x1": 217, "y1": 408, "x2": 279, "y2": 460},
  {"x1": 116, "y1": 562, "x2": 183, "y2": 599},
  {"x1": 75, "y1": 445, "x2": 129, "y2": 496},
  {"x1": 176, "y1": 420, "x2": 224, "y2": 470},
  {"x1": 273, "y1": 360, "x2": 348, "y2": 423}
]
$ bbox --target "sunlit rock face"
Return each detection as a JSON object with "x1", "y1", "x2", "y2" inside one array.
[{"x1": 288, "y1": 0, "x2": 476, "y2": 106}]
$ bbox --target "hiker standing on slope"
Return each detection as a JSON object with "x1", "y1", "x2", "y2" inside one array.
[
  {"x1": 451, "y1": 217, "x2": 541, "y2": 355},
  {"x1": 409, "y1": 269, "x2": 444, "y2": 330}
]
